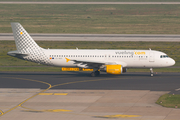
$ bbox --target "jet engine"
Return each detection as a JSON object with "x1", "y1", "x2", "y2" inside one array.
[{"x1": 105, "y1": 65, "x2": 123, "y2": 74}]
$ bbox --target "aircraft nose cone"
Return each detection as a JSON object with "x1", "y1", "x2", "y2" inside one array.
[{"x1": 170, "y1": 58, "x2": 175, "y2": 66}]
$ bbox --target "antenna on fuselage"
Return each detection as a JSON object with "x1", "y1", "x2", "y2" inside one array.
[
  {"x1": 149, "y1": 48, "x2": 151, "y2": 51},
  {"x1": 76, "y1": 47, "x2": 78, "y2": 50}
]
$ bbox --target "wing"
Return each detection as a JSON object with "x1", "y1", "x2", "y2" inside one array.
[
  {"x1": 71, "y1": 59, "x2": 106, "y2": 69},
  {"x1": 65, "y1": 57, "x2": 127, "y2": 69}
]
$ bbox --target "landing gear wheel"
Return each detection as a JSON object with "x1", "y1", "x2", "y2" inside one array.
[{"x1": 150, "y1": 68, "x2": 153, "y2": 77}]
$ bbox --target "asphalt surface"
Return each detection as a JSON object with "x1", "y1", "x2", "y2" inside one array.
[
  {"x1": 1, "y1": 72, "x2": 180, "y2": 92},
  {"x1": 1, "y1": 33, "x2": 180, "y2": 41},
  {"x1": 1, "y1": 2, "x2": 180, "y2": 4},
  {"x1": 1, "y1": 72, "x2": 180, "y2": 120}
]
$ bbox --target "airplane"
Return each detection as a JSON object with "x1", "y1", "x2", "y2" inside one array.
[{"x1": 7, "y1": 23, "x2": 175, "y2": 77}]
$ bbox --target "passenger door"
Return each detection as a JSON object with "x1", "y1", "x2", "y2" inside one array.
[{"x1": 149, "y1": 52, "x2": 154, "y2": 62}]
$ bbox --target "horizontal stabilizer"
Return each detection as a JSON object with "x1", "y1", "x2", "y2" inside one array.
[{"x1": 7, "y1": 51, "x2": 29, "y2": 58}]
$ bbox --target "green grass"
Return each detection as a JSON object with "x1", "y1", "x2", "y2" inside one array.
[
  {"x1": 1, "y1": 4, "x2": 180, "y2": 34},
  {"x1": 2, "y1": 0, "x2": 180, "y2": 2},
  {"x1": 156, "y1": 94, "x2": 180, "y2": 108},
  {"x1": 0, "y1": 66, "x2": 61, "y2": 72},
  {"x1": 128, "y1": 68, "x2": 180, "y2": 72}
]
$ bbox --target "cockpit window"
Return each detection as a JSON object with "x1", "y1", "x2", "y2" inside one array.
[{"x1": 160, "y1": 55, "x2": 169, "y2": 58}]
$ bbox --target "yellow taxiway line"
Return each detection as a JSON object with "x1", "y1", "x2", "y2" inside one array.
[
  {"x1": 54, "y1": 93, "x2": 68, "y2": 95},
  {"x1": 0, "y1": 77, "x2": 52, "y2": 116},
  {"x1": 95, "y1": 114, "x2": 140, "y2": 118},
  {"x1": 0, "y1": 110, "x2": 3, "y2": 116},
  {"x1": 38, "y1": 93, "x2": 54, "y2": 95},
  {"x1": 1, "y1": 76, "x2": 141, "y2": 119}
]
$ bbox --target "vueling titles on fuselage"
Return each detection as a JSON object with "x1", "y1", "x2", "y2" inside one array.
[{"x1": 115, "y1": 51, "x2": 145, "y2": 55}]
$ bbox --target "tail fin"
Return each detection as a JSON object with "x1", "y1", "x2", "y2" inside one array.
[
  {"x1": 11, "y1": 22, "x2": 41, "y2": 53},
  {"x1": 10, "y1": 23, "x2": 52, "y2": 65}
]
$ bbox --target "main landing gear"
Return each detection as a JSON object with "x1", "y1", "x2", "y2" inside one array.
[
  {"x1": 91, "y1": 70, "x2": 100, "y2": 77},
  {"x1": 150, "y1": 68, "x2": 153, "y2": 77}
]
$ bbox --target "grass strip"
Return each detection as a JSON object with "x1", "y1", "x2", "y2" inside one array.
[
  {"x1": 156, "y1": 94, "x2": 180, "y2": 108},
  {"x1": 1, "y1": 0, "x2": 180, "y2": 2},
  {"x1": 128, "y1": 68, "x2": 180, "y2": 73},
  {"x1": 1, "y1": 4, "x2": 180, "y2": 34},
  {"x1": 0, "y1": 67, "x2": 61, "y2": 72}
]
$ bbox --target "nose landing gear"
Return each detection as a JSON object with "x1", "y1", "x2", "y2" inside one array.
[{"x1": 150, "y1": 68, "x2": 153, "y2": 77}]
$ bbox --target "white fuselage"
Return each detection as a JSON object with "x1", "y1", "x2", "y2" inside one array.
[{"x1": 43, "y1": 49, "x2": 175, "y2": 68}]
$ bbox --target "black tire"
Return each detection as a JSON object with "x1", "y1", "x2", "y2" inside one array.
[{"x1": 151, "y1": 74, "x2": 153, "y2": 77}]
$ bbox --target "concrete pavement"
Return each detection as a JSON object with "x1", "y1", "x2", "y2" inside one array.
[
  {"x1": 1, "y1": 89, "x2": 180, "y2": 120},
  {"x1": 1, "y1": 2, "x2": 180, "y2": 4},
  {"x1": 1, "y1": 33, "x2": 180, "y2": 42}
]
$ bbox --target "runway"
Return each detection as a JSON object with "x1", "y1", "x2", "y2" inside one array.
[
  {"x1": 0, "y1": 72, "x2": 180, "y2": 120},
  {"x1": 1, "y1": 2, "x2": 180, "y2": 4},
  {"x1": 1, "y1": 33, "x2": 180, "y2": 42}
]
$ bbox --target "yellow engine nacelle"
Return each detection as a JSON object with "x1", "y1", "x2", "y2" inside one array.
[{"x1": 105, "y1": 65, "x2": 122, "y2": 74}]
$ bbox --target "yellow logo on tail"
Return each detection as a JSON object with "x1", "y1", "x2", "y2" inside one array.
[
  {"x1": 20, "y1": 32, "x2": 23, "y2": 35},
  {"x1": 65, "y1": 58, "x2": 70, "y2": 62}
]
